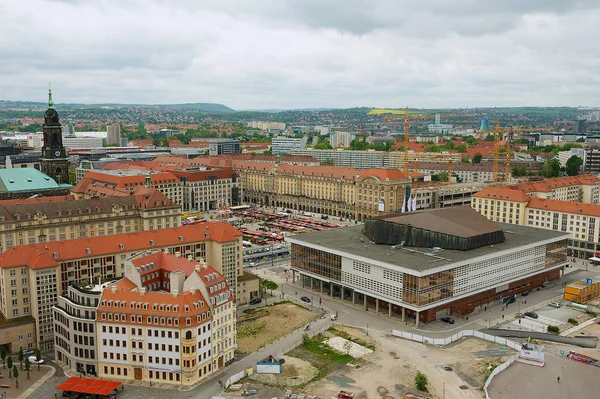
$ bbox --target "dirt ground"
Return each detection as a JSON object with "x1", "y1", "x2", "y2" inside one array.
[
  {"x1": 565, "y1": 319, "x2": 600, "y2": 359},
  {"x1": 236, "y1": 303, "x2": 315, "y2": 353},
  {"x1": 300, "y1": 331, "x2": 513, "y2": 399}
]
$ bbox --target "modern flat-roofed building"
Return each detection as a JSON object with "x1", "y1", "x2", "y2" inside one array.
[
  {"x1": 271, "y1": 137, "x2": 308, "y2": 155},
  {"x1": 209, "y1": 139, "x2": 240, "y2": 155},
  {"x1": 288, "y1": 207, "x2": 568, "y2": 325}
]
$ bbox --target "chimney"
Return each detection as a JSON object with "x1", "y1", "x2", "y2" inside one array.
[
  {"x1": 163, "y1": 248, "x2": 169, "y2": 254},
  {"x1": 190, "y1": 287, "x2": 196, "y2": 295},
  {"x1": 195, "y1": 264, "x2": 202, "y2": 272},
  {"x1": 172, "y1": 289, "x2": 179, "y2": 298},
  {"x1": 175, "y1": 251, "x2": 181, "y2": 258},
  {"x1": 187, "y1": 255, "x2": 193, "y2": 261},
  {"x1": 140, "y1": 287, "x2": 146, "y2": 296},
  {"x1": 203, "y1": 263, "x2": 208, "y2": 270},
  {"x1": 111, "y1": 286, "x2": 117, "y2": 294}
]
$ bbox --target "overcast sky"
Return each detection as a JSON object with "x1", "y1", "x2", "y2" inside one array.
[{"x1": 1, "y1": 0, "x2": 599, "y2": 109}]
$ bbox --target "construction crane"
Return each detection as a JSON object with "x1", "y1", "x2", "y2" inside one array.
[
  {"x1": 492, "y1": 121, "x2": 500, "y2": 182},
  {"x1": 403, "y1": 106, "x2": 410, "y2": 177},
  {"x1": 448, "y1": 160, "x2": 453, "y2": 183}
]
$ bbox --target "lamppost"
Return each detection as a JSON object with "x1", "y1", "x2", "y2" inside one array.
[{"x1": 488, "y1": 312, "x2": 491, "y2": 328}]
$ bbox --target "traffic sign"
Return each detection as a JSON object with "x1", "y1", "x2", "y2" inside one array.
[
  {"x1": 586, "y1": 278, "x2": 593, "y2": 284},
  {"x1": 560, "y1": 350, "x2": 565, "y2": 356}
]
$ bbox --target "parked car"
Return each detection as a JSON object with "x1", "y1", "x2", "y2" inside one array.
[
  {"x1": 300, "y1": 296, "x2": 311, "y2": 303},
  {"x1": 249, "y1": 298, "x2": 262, "y2": 305},
  {"x1": 331, "y1": 314, "x2": 338, "y2": 321},
  {"x1": 521, "y1": 291, "x2": 529, "y2": 296},
  {"x1": 28, "y1": 356, "x2": 44, "y2": 364},
  {"x1": 502, "y1": 295, "x2": 516, "y2": 305},
  {"x1": 303, "y1": 212, "x2": 313, "y2": 217},
  {"x1": 22, "y1": 350, "x2": 34, "y2": 357},
  {"x1": 249, "y1": 262, "x2": 257, "y2": 267},
  {"x1": 440, "y1": 317, "x2": 455, "y2": 324},
  {"x1": 524, "y1": 311, "x2": 539, "y2": 319},
  {"x1": 548, "y1": 302, "x2": 562, "y2": 308},
  {"x1": 321, "y1": 215, "x2": 329, "y2": 220}
]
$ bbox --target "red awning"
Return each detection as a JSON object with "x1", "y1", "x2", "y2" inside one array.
[{"x1": 56, "y1": 376, "x2": 122, "y2": 396}]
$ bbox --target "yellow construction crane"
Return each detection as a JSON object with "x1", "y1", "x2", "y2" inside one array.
[
  {"x1": 403, "y1": 106, "x2": 410, "y2": 177},
  {"x1": 492, "y1": 121, "x2": 500, "y2": 182},
  {"x1": 505, "y1": 126, "x2": 515, "y2": 182}
]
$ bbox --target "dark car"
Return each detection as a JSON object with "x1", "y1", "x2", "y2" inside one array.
[
  {"x1": 521, "y1": 291, "x2": 529, "y2": 297},
  {"x1": 321, "y1": 215, "x2": 329, "y2": 220},
  {"x1": 524, "y1": 311, "x2": 538, "y2": 319},
  {"x1": 22, "y1": 350, "x2": 34, "y2": 357},
  {"x1": 249, "y1": 298, "x2": 262, "y2": 305},
  {"x1": 503, "y1": 295, "x2": 516, "y2": 305},
  {"x1": 440, "y1": 317, "x2": 455, "y2": 324},
  {"x1": 300, "y1": 296, "x2": 311, "y2": 303}
]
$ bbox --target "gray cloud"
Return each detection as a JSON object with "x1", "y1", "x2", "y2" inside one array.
[{"x1": 0, "y1": 0, "x2": 599, "y2": 109}]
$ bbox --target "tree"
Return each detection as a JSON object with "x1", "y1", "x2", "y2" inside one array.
[
  {"x1": 455, "y1": 144, "x2": 467, "y2": 153},
  {"x1": 13, "y1": 365, "x2": 19, "y2": 389},
  {"x1": 437, "y1": 171, "x2": 449, "y2": 182},
  {"x1": 152, "y1": 138, "x2": 161, "y2": 146},
  {"x1": 18, "y1": 348, "x2": 23, "y2": 370},
  {"x1": 485, "y1": 134, "x2": 495, "y2": 141},
  {"x1": 7, "y1": 356, "x2": 12, "y2": 377},
  {"x1": 260, "y1": 279, "x2": 278, "y2": 296},
  {"x1": 1, "y1": 347, "x2": 6, "y2": 369},
  {"x1": 24, "y1": 357, "x2": 31, "y2": 379},
  {"x1": 34, "y1": 348, "x2": 41, "y2": 371},
  {"x1": 511, "y1": 167, "x2": 527, "y2": 177},
  {"x1": 415, "y1": 371, "x2": 428, "y2": 391},
  {"x1": 541, "y1": 159, "x2": 561, "y2": 178},
  {"x1": 68, "y1": 166, "x2": 77, "y2": 185},
  {"x1": 472, "y1": 153, "x2": 482, "y2": 164},
  {"x1": 565, "y1": 155, "x2": 584, "y2": 176},
  {"x1": 576, "y1": 137, "x2": 586, "y2": 143},
  {"x1": 321, "y1": 159, "x2": 335, "y2": 166}
]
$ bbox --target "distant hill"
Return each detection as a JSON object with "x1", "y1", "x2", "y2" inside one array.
[{"x1": 152, "y1": 103, "x2": 235, "y2": 112}]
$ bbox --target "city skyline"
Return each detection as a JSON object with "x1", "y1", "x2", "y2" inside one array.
[{"x1": 1, "y1": 0, "x2": 599, "y2": 109}]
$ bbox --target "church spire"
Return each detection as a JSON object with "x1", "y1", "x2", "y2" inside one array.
[{"x1": 48, "y1": 83, "x2": 54, "y2": 109}]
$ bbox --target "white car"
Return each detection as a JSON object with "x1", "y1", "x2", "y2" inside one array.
[
  {"x1": 330, "y1": 314, "x2": 338, "y2": 321},
  {"x1": 28, "y1": 356, "x2": 44, "y2": 364},
  {"x1": 548, "y1": 302, "x2": 562, "y2": 308}
]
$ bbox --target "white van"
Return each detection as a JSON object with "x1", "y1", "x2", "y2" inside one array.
[{"x1": 303, "y1": 212, "x2": 313, "y2": 217}]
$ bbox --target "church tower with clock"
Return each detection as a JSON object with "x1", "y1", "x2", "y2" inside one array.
[{"x1": 41, "y1": 88, "x2": 69, "y2": 184}]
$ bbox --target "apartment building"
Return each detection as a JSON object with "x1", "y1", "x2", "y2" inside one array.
[
  {"x1": 0, "y1": 188, "x2": 181, "y2": 254},
  {"x1": 237, "y1": 161, "x2": 411, "y2": 220},
  {"x1": 0, "y1": 222, "x2": 242, "y2": 351},
  {"x1": 93, "y1": 251, "x2": 235, "y2": 385},
  {"x1": 75, "y1": 165, "x2": 242, "y2": 212},
  {"x1": 330, "y1": 132, "x2": 356, "y2": 148},
  {"x1": 208, "y1": 139, "x2": 240, "y2": 155},
  {"x1": 472, "y1": 175, "x2": 600, "y2": 258},
  {"x1": 271, "y1": 137, "x2": 308, "y2": 155},
  {"x1": 73, "y1": 170, "x2": 184, "y2": 206},
  {"x1": 53, "y1": 285, "x2": 100, "y2": 375}
]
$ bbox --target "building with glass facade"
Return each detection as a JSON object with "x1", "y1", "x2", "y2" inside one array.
[{"x1": 288, "y1": 207, "x2": 569, "y2": 325}]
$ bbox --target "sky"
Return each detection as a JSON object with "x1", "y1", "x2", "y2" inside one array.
[{"x1": 1, "y1": 0, "x2": 599, "y2": 110}]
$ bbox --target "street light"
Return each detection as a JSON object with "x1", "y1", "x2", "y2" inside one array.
[{"x1": 488, "y1": 312, "x2": 491, "y2": 328}]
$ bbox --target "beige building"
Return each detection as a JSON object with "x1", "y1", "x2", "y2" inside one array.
[
  {"x1": 236, "y1": 272, "x2": 260, "y2": 304},
  {"x1": 0, "y1": 188, "x2": 181, "y2": 254},
  {"x1": 0, "y1": 222, "x2": 242, "y2": 351},
  {"x1": 0, "y1": 314, "x2": 36, "y2": 355},
  {"x1": 236, "y1": 161, "x2": 411, "y2": 221},
  {"x1": 95, "y1": 251, "x2": 235, "y2": 386},
  {"x1": 472, "y1": 175, "x2": 600, "y2": 258}
]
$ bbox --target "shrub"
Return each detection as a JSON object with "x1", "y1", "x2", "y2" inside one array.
[
  {"x1": 547, "y1": 325, "x2": 560, "y2": 333},
  {"x1": 415, "y1": 371, "x2": 428, "y2": 391},
  {"x1": 586, "y1": 310, "x2": 597, "y2": 317},
  {"x1": 568, "y1": 318, "x2": 579, "y2": 325}
]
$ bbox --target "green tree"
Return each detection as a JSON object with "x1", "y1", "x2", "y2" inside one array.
[
  {"x1": 18, "y1": 348, "x2": 23, "y2": 370},
  {"x1": 424, "y1": 144, "x2": 440, "y2": 153},
  {"x1": 415, "y1": 371, "x2": 428, "y2": 391},
  {"x1": 485, "y1": 134, "x2": 495, "y2": 141},
  {"x1": 7, "y1": 356, "x2": 12, "y2": 377},
  {"x1": 565, "y1": 155, "x2": 583, "y2": 176},
  {"x1": 34, "y1": 348, "x2": 41, "y2": 371},
  {"x1": 511, "y1": 167, "x2": 527, "y2": 177},
  {"x1": 455, "y1": 144, "x2": 467, "y2": 153},
  {"x1": 24, "y1": 357, "x2": 31, "y2": 379},
  {"x1": 541, "y1": 159, "x2": 561, "y2": 178},
  {"x1": 437, "y1": 171, "x2": 449, "y2": 182},
  {"x1": 1, "y1": 346, "x2": 6, "y2": 369},
  {"x1": 13, "y1": 365, "x2": 19, "y2": 389},
  {"x1": 576, "y1": 137, "x2": 586, "y2": 143},
  {"x1": 152, "y1": 138, "x2": 161, "y2": 146},
  {"x1": 260, "y1": 279, "x2": 279, "y2": 296},
  {"x1": 472, "y1": 153, "x2": 482, "y2": 164},
  {"x1": 321, "y1": 159, "x2": 335, "y2": 166},
  {"x1": 314, "y1": 140, "x2": 332, "y2": 149}
]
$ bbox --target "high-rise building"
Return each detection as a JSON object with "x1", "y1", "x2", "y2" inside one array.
[
  {"x1": 106, "y1": 124, "x2": 122, "y2": 146},
  {"x1": 41, "y1": 88, "x2": 69, "y2": 184},
  {"x1": 271, "y1": 137, "x2": 308, "y2": 154},
  {"x1": 330, "y1": 132, "x2": 356, "y2": 147}
]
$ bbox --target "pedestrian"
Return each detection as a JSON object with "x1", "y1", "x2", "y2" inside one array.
[
  {"x1": 295, "y1": 291, "x2": 298, "y2": 296},
  {"x1": 219, "y1": 380, "x2": 223, "y2": 387},
  {"x1": 466, "y1": 316, "x2": 469, "y2": 322},
  {"x1": 557, "y1": 376, "x2": 560, "y2": 383}
]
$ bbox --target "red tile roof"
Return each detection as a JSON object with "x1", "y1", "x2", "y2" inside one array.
[
  {"x1": 514, "y1": 175, "x2": 600, "y2": 193},
  {"x1": 359, "y1": 168, "x2": 407, "y2": 180},
  {"x1": 528, "y1": 197, "x2": 600, "y2": 217},
  {"x1": 473, "y1": 186, "x2": 531, "y2": 202},
  {"x1": 0, "y1": 222, "x2": 241, "y2": 269}
]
